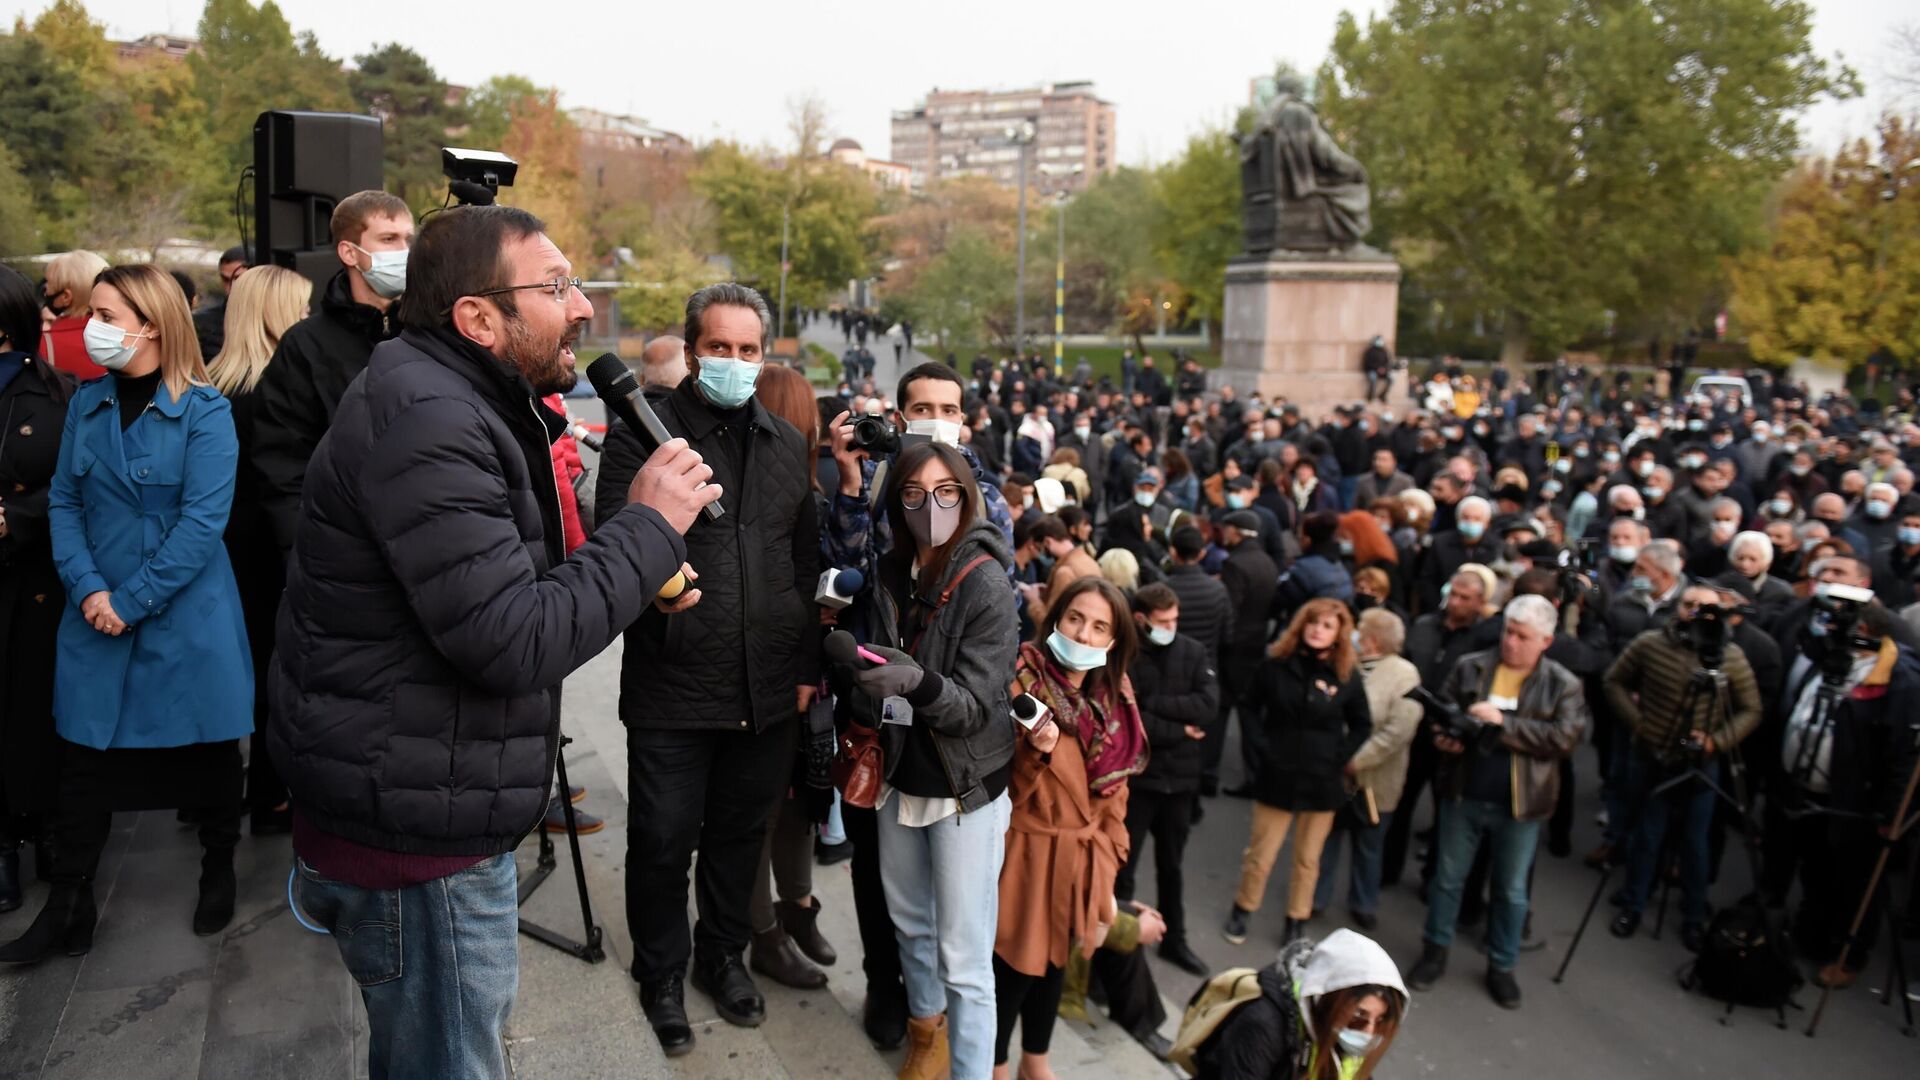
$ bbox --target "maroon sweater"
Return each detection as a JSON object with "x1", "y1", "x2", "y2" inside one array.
[{"x1": 294, "y1": 812, "x2": 489, "y2": 889}]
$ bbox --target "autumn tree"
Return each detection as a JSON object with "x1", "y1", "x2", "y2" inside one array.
[
  {"x1": 192, "y1": 0, "x2": 351, "y2": 190},
  {"x1": 1324, "y1": 0, "x2": 1855, "y2": 366},
  {"x1": 496, "y1": 90, "x2": 588, "y2": 262},
  {"x1": 1150, "y1": 129, "x2": 1240, "y2": 347},
  {"x1": 695, "y1": 141, "x2": 879, "y2": 314},
  {"x1": 1727, "y1": 117, "x2": 1920, "y2": 370}
]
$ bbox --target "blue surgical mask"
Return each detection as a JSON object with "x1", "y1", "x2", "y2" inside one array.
[
  {"x1": 1226, "y1": 493, "x2": 1248, "y2": 510},
  {"x1": 1047, "y1": 629, "x2": 1110, "y2": 672},
  {"x1": 1629, "y1": 574, "x2": 1653, "y2": 593},
  {"x1": 1899, "y1": 526, "x2": 1920, "y2": 547},
  {"x1": 1145, "y1": 625, "x2": 1176, "y2": 647},
  {"x1": 1458, "y1": 520, "x2": 1486, "y2": 542},
  {"x1": 1338, "y1": 538, "x2": 1355, "y2": 556},
  {"x1": 1336, "y1": 1028, "x2": 1380, "y2": 1058},
  {"x1": 1610, "y1": 544, "x2": 1640, "y2": 565},
  {"x1": 83, "y1": 318, "x2": 149, "y2": 370},
  {"x1": 696, "y1": 356, "x2": 763, "y2": 409},
  {"x1": 1866, "y1": 499, "x2": 1892, "y2": 519},
  {"x1": 350, "y1": 243, "x2": 408, "y2": 299},
  {"x1": 1134, "y1": 490, "x2": 1157, "y2": 508},
  {"x1": 1769, "y1": 498, "x2": 1792, "y2": 516}
]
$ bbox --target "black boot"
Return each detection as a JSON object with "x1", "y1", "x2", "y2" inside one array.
[
  {"x1": 193, "y1": 846, "x2": 237, "y2": 937},
  {"x1": 0, "y1": 841, "x2": 20, "y2": 914},
  {"x1": 0, "y1": 882, "x2": 96, "y2": 965},
  {"x1": 1282, "y1": 917, "x2": 1304, "y2": 944},
  {"x1": 691, "y1": 948, "x2": 765, "y2": 1027},
  {"x1": 776, "y1": 897, "x2": 837, "y2": 967},
  {"x1": 749, "y1": 925, "x2": 827, "y2": 990},
  {"x1": 862, "y1": 977, "x2": 909, "y2": 1050},
  {"x1": 639, "y1": 969, "x2": 695, "y2": 1057}
]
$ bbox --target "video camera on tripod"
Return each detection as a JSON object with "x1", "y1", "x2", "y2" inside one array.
[
  {"x1": 1808, "y1": 582, "x2": 1881, "y2": 678},
  {"x1": 1407, "y1": 685, "x2": 1506, "y2": 753},
  {"x1": 1556, "y1": 544, "x2": 1602, "y2": 609}
]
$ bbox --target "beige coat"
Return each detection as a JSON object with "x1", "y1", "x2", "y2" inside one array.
[{"x1": 1347, "y1": 654, "x2": 1423, "y2": 813}]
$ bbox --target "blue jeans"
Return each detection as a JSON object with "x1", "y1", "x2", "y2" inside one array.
[
  {"x1": 1312, "y1": 811, "x2": 1393, "y2": 916},
  {"x1": 877, "y1": 792, "x2": 1012, "y2": 1080},
  {"x1": 1618, "y1": 750, "x2": 1718, "y2": 925},
  {"x1": 1423, "y1": 798, "x2": 1540, "y2": 971},
  {"x1": 295, "y1": 854, "x2": 520, "y2": 1080},
  {"x1": 822, "y1": 790, "x2": 847, "y2": 846}
]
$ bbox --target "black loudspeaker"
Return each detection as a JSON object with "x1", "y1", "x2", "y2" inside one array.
[{"x1": 252, "y1": 111, "x2": 385, "y2": 288}]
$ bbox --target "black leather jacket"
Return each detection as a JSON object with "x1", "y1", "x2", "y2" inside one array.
[{"x1": 1435, "y1": 649, "x2": 1589, "y2": 821}]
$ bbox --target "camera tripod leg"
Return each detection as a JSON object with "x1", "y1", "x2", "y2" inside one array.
[{"x1": 1553, "y1": 859, "x2": 1616, "y2": 984}]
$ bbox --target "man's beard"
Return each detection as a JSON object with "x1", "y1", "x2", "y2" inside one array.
[{"x1": 502, "y1": 310, "x2": 585, "y2": 395}]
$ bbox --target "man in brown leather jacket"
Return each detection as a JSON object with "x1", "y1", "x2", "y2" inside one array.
[{"x1": 1403, "y1": 593, "x2": 1589, "y2": 1010}]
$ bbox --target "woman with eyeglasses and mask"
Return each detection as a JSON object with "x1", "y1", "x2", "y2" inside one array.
[
  {"x1": 1193, "y1": 929, "x2": 1407, "y2": 1080},
  {"x1": 1, "y1": 265, "x2": 252, "y2": 965},
  {"x1": 0, "y1": 266, "x2": 78, "y2": 913},
  {"x1": 838, "y1": 440, "x2": 1019, "y2": 1080},
  {"x1": 994, "y1": 574, "x2": 1148, "y2": 1080}
]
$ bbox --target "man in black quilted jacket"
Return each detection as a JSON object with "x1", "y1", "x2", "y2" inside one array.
[
  {"x1": 270, "y1": 205, "x2": 717, "y2": 1080},
  {"x1": 592, "y1": 283, "x2": 823, "y2": 1058}
]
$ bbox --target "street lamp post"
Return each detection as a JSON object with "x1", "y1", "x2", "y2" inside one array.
[
  {"x1": 1038, "y1": 163, "x2": 1083, "y2": 378},
  {"x1": 1005, "y1": 122, "x2": 1037, "y2": 352}
]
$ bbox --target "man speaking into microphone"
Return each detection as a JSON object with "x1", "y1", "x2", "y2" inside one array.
[
  {"x1": 593, "y1": 283, "x2": 822, "y2": 1057},
  {"x1": 269, "y1": 205, "x2": 718, "y2": 1080}
]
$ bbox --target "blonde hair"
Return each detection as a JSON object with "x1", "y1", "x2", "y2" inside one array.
[
  {"x1": 1098, "y1": 548, "x2": 1141, "y2": 592},
  {"x1": 209, "y1": 266, "x2": 310, "y2": 395},
  {"x1": 92, "y1": 265, "x2": 207, "y2": 401},
  {"x1": 44, "y1": 250, "x2": 111, "y2": 317}
]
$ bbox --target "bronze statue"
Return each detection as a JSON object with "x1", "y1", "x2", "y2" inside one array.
[{"x1": 1240, "y1": 74, "x2": 1372, "y2": 255}]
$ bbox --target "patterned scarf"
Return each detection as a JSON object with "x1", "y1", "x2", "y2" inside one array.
[{"x1": 1015, "y1": 641, "x2": 1149, "y2": 797}]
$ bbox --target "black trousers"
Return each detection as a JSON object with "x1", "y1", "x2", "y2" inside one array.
[
  {"x1": 993, "y1": 956, "x2": 1065, "y2": 1063},
  {"x1": 625, "y1": 720, "x2": 794, "y2": 983},
  {"x1": 52, "y1": 739, "x2": 242, "y2": 885},
  {"x1": 1115, "y1": 787, "x2": 1194, "y2": 943},
  {"x1": 1203, "y1": 655, "x2": 1260, "y2": 789},
  {"x1": 841, "y1": 800, "x2": 904, "y2": 989},
  {"x1": 1381, "y1": 735, "x2": 1439, "y2": 887},
  {"x1": 1091, "y1": 943, "x2": 1169, "y2": 1041}
]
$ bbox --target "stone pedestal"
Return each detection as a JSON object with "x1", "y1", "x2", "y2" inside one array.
[{"x1": 1210, "y1": 254, "x2": 1401, "y2": 415}]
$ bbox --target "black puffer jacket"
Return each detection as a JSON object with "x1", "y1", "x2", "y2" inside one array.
[
  {"x1": 1250, "y1": 651, "x2": 1372, "y2": 811},
  {"x1": 268, "y1": 329, "x2": 685, "y2": 856},
  {"x1": 1164, "y1": 563, "x2": 1230, "y2": 663},
  {"x1": 252, "y1": 270, "x2": 398, "y2": 549},
  {"x1": 859, "y1": 516, "x2": 1020, "y2": 813},
  {"x1": 1130, "y1": 632, "x2": 1219, "y2": 794},
  {"x1": 593, "y1": 378, "x2": 821, "y2": 732}
]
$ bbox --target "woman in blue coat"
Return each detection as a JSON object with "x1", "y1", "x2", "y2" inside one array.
[{"x1": 0, "y1": 265, "x2": 252, "y2": 965}]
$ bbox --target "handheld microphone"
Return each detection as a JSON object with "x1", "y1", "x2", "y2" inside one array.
[
  {"x1": 568, "y1": 419, "x2": 603, "y2": 453},
  {"x1": 823, "y1": 629, "x2": 891, "y2": 668},
  {"x1": 815, "y1": 568, "x2": 865, "y2": 610},
  {"x1": 585, "y1": 353, "x2": 723, "y2": 523},
  {"x1": 1011, "y1": 692, "x2": 1049, "y2": 731}
]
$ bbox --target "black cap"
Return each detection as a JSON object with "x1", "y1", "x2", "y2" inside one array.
[
  {"x1": 1518, "y1": 539, "x2": 1561, "y2": 561},
  {"x1": 1711, "y1": 572, "x2": 1758, "y2": 603},
  {"x1": 1221, "y1": 510, "x2": 1261, "y2": 535},
  {"x1": 1493, "y1": 484, "x2": 1530, "y2": 505}
]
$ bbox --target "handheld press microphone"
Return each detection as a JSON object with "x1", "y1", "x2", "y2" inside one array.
[
  {"x1": 584, "y1": 353, "x2": 723, "y2": 523},
  {"x1": 823, "y1": 629, "x2": 892, "y2": 668},
  {"x1": 815, "y1": 568, "x2": 865, "y2": 610}
]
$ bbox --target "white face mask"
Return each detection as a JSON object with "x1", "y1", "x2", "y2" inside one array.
[
  {"x1": 83, "y1": 318, "x2": 151, "y2": 371},
  {"x1": 904, "y1": 418, "x2": 963, "y2": 448},
  {"x1": 350, "y1": 242, "x2": 408, "y2": 299}
]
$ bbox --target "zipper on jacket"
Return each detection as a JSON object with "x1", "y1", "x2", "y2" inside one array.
[
  {"x1": 526, "y1": 397, "x2": 569, "y2": 824},
  {"x1": 721, "y1": 420, "x2": 753, "y2": 731}
]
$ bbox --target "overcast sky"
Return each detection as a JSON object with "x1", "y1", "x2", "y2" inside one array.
[{"x1": 12, "y1": 0, "x2": 1909, "y2": 163}]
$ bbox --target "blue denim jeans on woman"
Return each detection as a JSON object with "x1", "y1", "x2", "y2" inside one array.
[
  {"x1": 1312, "y1": 811, "x2": 1394, "y2": 916},
  {"x1": 295, "y1": 853, "x2": 520, "y2": 1080},
  {"x1": 1423, "y1": 797, "x2": 1540, "y2": 971},
  {"x1": 876, "y1": 791, "x2": 1012, "y2": 1080}
]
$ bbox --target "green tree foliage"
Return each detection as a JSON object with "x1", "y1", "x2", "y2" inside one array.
[
  {"x1": 0, "y1": 28, "x2": 93, "y2": 236},
  {"x1": 897, "y1": 224, "x2": 1016, "y2": 349},
  {"x1": 695, "y1": 142, "x2": 879, "y2": 312},
  {"x1": 192, "y1": 0, "x2": 351, "y2": 188},
  {"x1": 462, "y1": 74, "x2": 540, "y2": 150},
  {"x1": 1324, "y1": 0, "x2": 1855, "y2": 365},
  {"x1": 617, "y1": 247, "x2": 717, "y2": 333},
  {"x1": 1150, "y1": 129, "x2": 1241, "y2": 340},
  {"x1": 351, "y1": 43, "x2": 464, "y2": 213},
  {"x1": 0, "y1": 139, "x2": 41, "y2": 257},
  {"x1": 496, "y1": 90, "x2": 588, "y2": 261},
  {"x1": 1727, "y1": 118, "x2": 1920, "y2": 369}
]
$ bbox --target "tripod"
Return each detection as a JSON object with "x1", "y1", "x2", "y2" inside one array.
[
  {"x1": 517, "y1": 735, "x2": 605, "y2": 963},
  {"x1": 1801, "y1": 716, "x2": 1920, "y2": 1037},
  {"x1": 1555, "y1": 665, "x2": 1784, "y2": 1023}
]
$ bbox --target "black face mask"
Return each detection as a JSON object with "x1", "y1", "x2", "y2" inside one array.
[{"x1": 40, "y1": 288, "x2": 65, "y2": 316}]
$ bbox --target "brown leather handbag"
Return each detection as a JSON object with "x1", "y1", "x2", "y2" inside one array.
[{"x1": 832, "y1": 553, "x2": 998, "y2": 808}]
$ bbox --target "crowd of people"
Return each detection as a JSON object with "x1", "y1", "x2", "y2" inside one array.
[{"x1": 1, "y1": 187, "x2": 1917, "y2": 1080}]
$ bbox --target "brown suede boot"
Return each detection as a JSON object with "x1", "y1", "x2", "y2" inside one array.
[{"x1": 898, "y1": 1013, "x2": 950, "y2": 1080}]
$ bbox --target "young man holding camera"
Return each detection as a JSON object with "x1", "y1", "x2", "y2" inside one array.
[
  {"x1": 1405, "y1": 594, "x2": 1588, "y2": 1009},
  {"x1": 1601, "y1": 583, "x2": 1762, "y2": 950}
]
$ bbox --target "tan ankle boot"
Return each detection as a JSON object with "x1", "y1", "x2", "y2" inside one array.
[{"x1": 898, "y1": 1013, "x2": 950, "y2": 1080}]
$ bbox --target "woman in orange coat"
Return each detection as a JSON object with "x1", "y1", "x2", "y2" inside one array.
[{"x1": 994, "y1": 575, "x2": 1147, "y2": 1079}]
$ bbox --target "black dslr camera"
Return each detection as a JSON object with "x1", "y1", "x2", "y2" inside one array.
[
  {"x1": 1556, "y1": 545, "x2": 1601, "y2": 609},
  {"x1": 1684, "y1": 602, "x2": 1731, "y2": 670},
  {"x1": 1810, "y1": 583, "x2": 1880, "y2": 678},
  {"x1": 847, "y1": 413, "x2": 901, "y2": 456},
  {"x1": 1408, "y1": 686, "x2": 1506, "y2": 754}
]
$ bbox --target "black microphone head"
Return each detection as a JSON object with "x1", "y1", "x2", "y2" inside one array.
[
  {"x1": 822, "y1": 630, "x2": 860, "y2": 668},
  {"x1": 586, "y1": 353, "x2": 638, "y2": 398}
]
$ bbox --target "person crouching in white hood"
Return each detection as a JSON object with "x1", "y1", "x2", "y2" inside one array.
[{"x1": 1197, "y1": 929, "x2": 1407, "y2": 1080}]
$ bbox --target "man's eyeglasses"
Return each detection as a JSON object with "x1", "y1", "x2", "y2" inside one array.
[
  {"x1": 471, "y1": 276, "x2": 583, "y2": 305},
  {"x1": 901, "y1": 484, "x2": 965, "y2": 511}
]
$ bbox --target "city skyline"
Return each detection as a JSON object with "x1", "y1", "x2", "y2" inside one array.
[{"x1": 5, "y1": 0, "x2": 1905, "y2": 167}]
